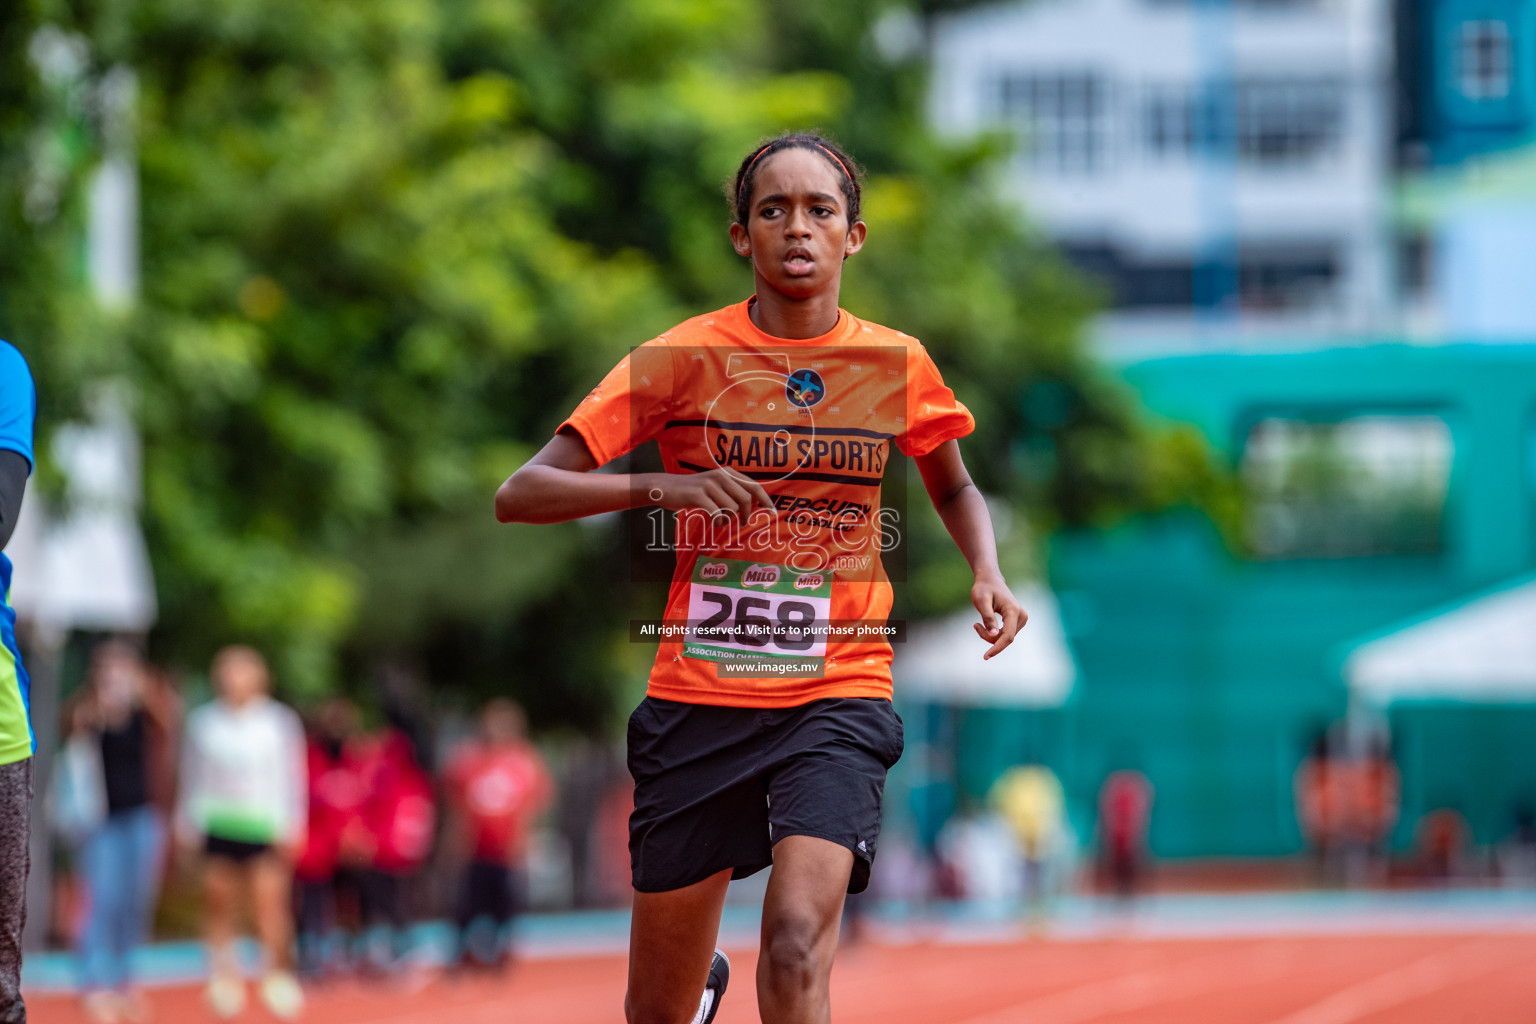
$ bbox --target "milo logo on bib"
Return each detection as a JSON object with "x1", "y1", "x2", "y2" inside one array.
[
  {"x1": 683, "y1": 557, "x2": 834, "y2": 677},
  {"x1": 741, "y1": 564, "x2": 780, "y2": 588}
]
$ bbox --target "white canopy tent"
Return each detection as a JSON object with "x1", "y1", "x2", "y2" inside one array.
[
  {"x1": 8, "y1": 388, "x2": 158, "y2": 637},
  {"x1": 1344, "y1": 575, "x2": 1536, "y2": 707},
  {"x1": 895, "y1": 582, "x2": 1075, "y2": 707}
]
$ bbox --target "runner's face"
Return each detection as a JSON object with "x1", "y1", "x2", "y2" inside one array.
[{"x1": 731, "y1": 148, "x2": 866, "y2": 300}]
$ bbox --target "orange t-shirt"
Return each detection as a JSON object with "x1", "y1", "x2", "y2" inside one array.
[{"x1": 559, "y1": 298, "x2": 974, "y2": 707}]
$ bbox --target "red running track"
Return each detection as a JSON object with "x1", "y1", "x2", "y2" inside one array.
[{"x1": 27, "y1": 933, "x2": 1536, "y2": 1023}]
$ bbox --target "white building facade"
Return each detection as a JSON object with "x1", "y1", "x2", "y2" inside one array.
[{"x1": 929, "y1": 0, "x2": 1397, "y2": 355}]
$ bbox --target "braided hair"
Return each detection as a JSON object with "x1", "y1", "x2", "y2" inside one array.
[{"x1": 728, "y1": 132, "x2": 863, "y2": 227}]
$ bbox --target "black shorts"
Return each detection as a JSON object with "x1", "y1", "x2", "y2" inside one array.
[
  {"x1": 205, "y1": 835, "x2": 272, "y2": 863},
  {"x1": 627, "y1": 696, "x2": 904, "y2": 895}
]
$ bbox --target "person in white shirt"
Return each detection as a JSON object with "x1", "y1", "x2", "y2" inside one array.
[{"x1": 177, "y1": 647, "x2": 306, "y2": 1020}]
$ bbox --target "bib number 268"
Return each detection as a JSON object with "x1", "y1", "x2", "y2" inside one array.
[{"x1": 697, "y1": 592, "x2": 817, "y2": 651}]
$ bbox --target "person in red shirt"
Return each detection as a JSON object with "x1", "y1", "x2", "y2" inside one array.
[
  {"x1": 1348, "y1": 735, "x2": 1400, "y2": 884},
  {"x1": 1098, "y1": 769, "x2": 1153, "y2": 901},
  {"x1": 1418, "y1": 805, "x2": 1470, "y2": 882},
  {"x1": 495, "y1": 131, "x2": 1026, "y2": 1024},
  {"x1": 343, "y1": 727, "x2": 435, "y2": 974},
  {"x1": 445, "y1": 699, "x2": 551, "y2": 969},
  {"x1": 294, "y1": 699, "x2": 367, "y2": 979},
  {"x1": 1295, "y1": 732, "x2": 1343, "y2": 881}
]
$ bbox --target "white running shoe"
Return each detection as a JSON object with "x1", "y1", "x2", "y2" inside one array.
[
  {"x1": 258, "y1": 971, "x2": 306, "y2": 1021},
  {"x1": 204, "y1": 974, "x2": 247, "y2": 1020},
  {"x1": 690, "y1": 950, "x2": 730, "y2": 1024}
]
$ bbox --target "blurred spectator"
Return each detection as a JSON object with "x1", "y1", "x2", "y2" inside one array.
[
  {"x1": 1097, "y1": 769, "x2": 1153, "y2": 901},
  {"x1": 1295, "y1": 732, "x2": 1343, "y2": 880},
  {"x1": 936, "y1": 810, "x2": 1020, "y2": 904},
  {"x1": 589, "y1": 775, "x2": 635, "y2": 907},
  {"x1": 176, "y1": 646, "x2": 306, "y2": 1020},
  {"x1": 989, "y1": 764, "x2": 1067, "y2": 908},
  {"x1": 869, "y1": 836, "x2": 927, "y2": 907},
  {"x1": 554, "y1": 737, "x2": 621, "y2": 909},
  {"x1": 1296, "y1": 726, "x2": 1400, "y2": 886},
  {"x1": 444, "y1": 700, "x2": 550, "y2": 970},
  {"x1": 141, "y1": 666, "x2": 184, "y2": 820},
  {"x1": 1498, "y1": 805, "x2": 1536, "y2": 888},
  {"x1": 54, "y1": 641, "x2": 180, "y2": 1024},
  {"x1": 294, "y1": 699, "x2": 366, "y2": 980},
  {"x1": 1346, "y1": 735, "x2": 1400, "y2": 885},
  {"x1": 1416, "y1": 806, "x2": 1472, "y2": 883},
  {"x1": 347, "y1": 726, "x2": 436, "y2": 973}
]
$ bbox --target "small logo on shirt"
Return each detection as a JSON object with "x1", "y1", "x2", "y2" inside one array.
[
  {"x1": 794, "y1": 573, "x2": 825, "y2": 590},
  {"x1": 786, "y1": 368, "x2": 825, "y2": 409},
  {"x1": 700, "y1": 562, "x2": 729, "y2": 581},
  {"x1": 741, "y1": 564, "x2": 781, "y2": 589}
]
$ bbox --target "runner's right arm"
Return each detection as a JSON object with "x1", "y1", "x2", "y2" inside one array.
[{"x1": 495, "y1": 428, "x2": 775, "y2": 525}]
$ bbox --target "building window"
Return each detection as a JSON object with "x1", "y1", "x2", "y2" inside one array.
[
  {"x1": 1235, "y1": 79, "x2": 1344, "y2": 164},
  {"x1": 1398, "y1": 232, "x2": 1433, "y2": 299},
  {"x1": 1458, "y1": 20, "x2": 1512, "y2": 100},
  {"x1": 1060, "y1": 243, "x2": 1197, "y2": 309},
  {"x1": 1144, "y1": 87, "x2": 1199, "y2": 158},
  {"x1": 1060, "y1": 242, "x2": 1340, "y2": 312},
  {"x1": 1237, "y1": 245, "x2": 1339, "y2": 312},
  {"x1": 1142, "y1": 79, "x2": 1342, "y2": 165},
  {"x1": 997, "y1": 72, "x2": 1107, "y2": 174},
  {"x1": 1242, "y1": 416, "x2": 1452, "y2": 559},
  {"x1": 1145, "y1": 97, "x2": 1180, "y2": 156}
]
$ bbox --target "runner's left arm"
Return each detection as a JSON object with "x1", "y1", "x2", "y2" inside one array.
[{"x1": 913, "y1": 440, "x2": 1027, "y2": 659}]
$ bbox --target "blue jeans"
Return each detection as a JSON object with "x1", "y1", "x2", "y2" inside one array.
[{"x1": 76, "y1": 806, "x2": 165, "y2": 992}]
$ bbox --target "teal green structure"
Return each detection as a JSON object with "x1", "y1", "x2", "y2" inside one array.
[
  {"x1": 1402, "y1": 0, "x2": 1536, "y2": 165},
  {"x1": 921, "y1": 343, "x2": 1536, "y2": 858}
]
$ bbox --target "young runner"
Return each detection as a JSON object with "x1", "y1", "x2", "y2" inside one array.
[{"x1": 495, "y1": 132, "x2": 1026, "y2": 1024}]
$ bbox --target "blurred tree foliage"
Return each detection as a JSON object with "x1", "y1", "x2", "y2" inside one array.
[
  {"x1": 1, "y1": 6, "x2": 101, "y2": 455},
  {"x1": 3, "y1": 0, "x2": 1231, "y2": 729}
]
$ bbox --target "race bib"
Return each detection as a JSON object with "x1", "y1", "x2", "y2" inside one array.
[{"x1": 683, "y1": 558, "x2": 833, "y2": 674}]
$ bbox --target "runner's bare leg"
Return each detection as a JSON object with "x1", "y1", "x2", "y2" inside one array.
[
  {"x1": 757, "y1": 835, "x2": 853, "y2": 1024},
  {"x1": 626, "y1": 867, "x2": 732, "y2": 1024}
]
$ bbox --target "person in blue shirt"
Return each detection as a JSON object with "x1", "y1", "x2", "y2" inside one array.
[{"x1": 0, "y1": 340, "x2": 37, "y2": 1024}]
